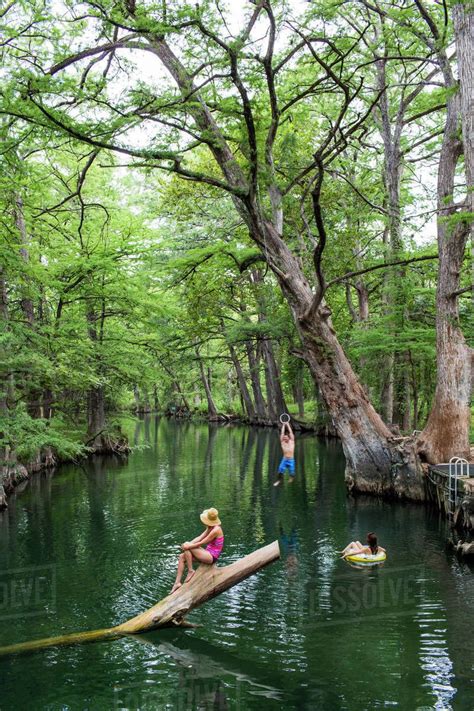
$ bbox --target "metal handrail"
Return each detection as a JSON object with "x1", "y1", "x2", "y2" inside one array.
[{"x1": 448, "y1": 457, "x2": 469, "y2": 516}]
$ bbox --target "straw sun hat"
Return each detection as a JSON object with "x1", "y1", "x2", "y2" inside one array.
[{"x1": 200, "y1": 507, "x2": 221, "y2": 527}]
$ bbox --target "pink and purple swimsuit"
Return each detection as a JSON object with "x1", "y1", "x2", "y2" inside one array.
[{"x1": 206, "y1": 529, "x2": 224, "y2": 563}]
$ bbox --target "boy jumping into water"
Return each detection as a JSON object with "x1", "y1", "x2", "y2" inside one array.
[{"x1": 274, "y1": 421, "x2": 295, "y2": 486}]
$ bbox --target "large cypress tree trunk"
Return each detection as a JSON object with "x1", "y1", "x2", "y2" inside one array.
[
  {"x1": 260, "y1": 335, "x2": 287, "y2": 421},
  {"x1": 196, "y1": 349, "x2": 218, "y2": 419},
  {"x1": 375, "y1": 55, "x2": 410, "y2": 428},
  {"x1": 14, "y1": 196, "x2": 35, "y2": 328},
  {"x1": 87, "y1": 385, "x2": 106, "y2": 449},
  {"x1": 295, "y1": 363, "x2": 305, "y2": 418},
  {"x1": 418, "y1": 6, "x2": 472, "y2": 463},
  {"x1": 251, "y1": 269, "x2": 288, "y2": 420},
  {"x1": 245, "y1": 339, "x2": 267, "y2": 421},
  {"x1": 14, "y1": 196, "x2": 42, "y2": 419},
  {"x1": 86, "y1": 309, "x2": 107, "y2": 450},
  {"x1": 250, "y1": 216, "x2": 423, "y2": 497},
  {"x1": 229, "y1": 344, "x2": 256, "y2": 420},
  {"x1": 42, "y1": 388, "x2": 54, "y2": 420}
]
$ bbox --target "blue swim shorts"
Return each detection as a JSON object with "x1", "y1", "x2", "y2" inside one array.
[{"x1": 278, "y1": 457, "x2": 295, "y2": 476}]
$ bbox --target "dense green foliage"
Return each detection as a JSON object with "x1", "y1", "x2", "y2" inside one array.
[{"x1": 0, "y1": 0, "x2": 472, "y2": 470}]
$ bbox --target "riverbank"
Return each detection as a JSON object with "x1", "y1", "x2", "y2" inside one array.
[
  {"x1": 0, "y1": 450, "x2": 55, "y2": 510},
  {"x1": 0, "y1": 429, "x2": 130, "y2": 511},
  {"x1": 159, "y1": 407, "x2": 338, "y2": 437}
]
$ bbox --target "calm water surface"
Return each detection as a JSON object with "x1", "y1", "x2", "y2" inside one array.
[{"x1": 0, "y1": 418, "x2": 473, "y2": 710}]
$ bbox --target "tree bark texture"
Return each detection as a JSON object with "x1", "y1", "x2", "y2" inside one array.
[
  {"x1": 14, "y1": 196, "x2": 44, "y2": 418},
  {"x1": 14, "y1": 196, "x2": 35, "y2": 328},
  {"x1": 87, "y1": 385, "x2": 106, "y2": 449},
  {"x1": 295, "y1": 364, "x2": 305, "y2": 418},
  {"x1": 196, "y1": 350, "x2": 218, "y2": 418},
  {"x1": 375, "y1": 55, "x2": 409, "y2": 427},
  {"x1": 229, "y1": 344, "x2": 256, "y2": 420},
  {"x1": 260, "y1": 335, "x2": 287, "y2": 421},
  {"x1": 251, "y1": 269, "x2": 288, "y2": 420},
  {"x1": 0, "y1": 268, "x2": 24, "y2": 510},
  {"x1": 245, "y1": 339, "x2": 267, "y2": 420}
]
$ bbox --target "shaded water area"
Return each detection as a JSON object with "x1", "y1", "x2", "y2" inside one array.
[{"x1": 1, "y1": 417, "x2": 473, "y2": 710}]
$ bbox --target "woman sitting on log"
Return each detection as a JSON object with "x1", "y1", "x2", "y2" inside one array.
[
  {"x1": 339, "y1": 532, "x2": 385, "y2": 558},
  {"x1": 171, "y1": 507, "x2": 224, "y2": 593}
]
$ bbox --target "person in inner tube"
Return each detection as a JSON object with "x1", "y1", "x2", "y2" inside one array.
[{"x1": 340, "y1": 532, "x2": 386, "y2": 558}]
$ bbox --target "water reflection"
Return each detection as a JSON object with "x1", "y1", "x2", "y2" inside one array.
[
  {"x1": 279, "y1": 524, "x2": 299, "y2": 578},
  {"x1": 135, "y1": 631, "x2": 283, "y2": 702},
  {"x1": 0, "y1": 417, "x2": 472, "y2": 710}
]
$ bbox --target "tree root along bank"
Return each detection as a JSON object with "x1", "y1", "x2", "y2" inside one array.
[
  {"x1": 0, "y1": 433, "x2": 130, "y2": 511},
  {"x1": 163, "y1": 410, "x2": 338, "y2": 437},
  {"x1": 344, "y1": 434, "x2": 427, "y2": 501},
  {"x1": 0, "y1": 541, "x2": 280, "y2": 657}
]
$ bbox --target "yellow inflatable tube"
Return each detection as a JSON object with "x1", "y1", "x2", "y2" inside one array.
[{"x1": 345, "y1": 551, "x2": 386, "y2": 564}]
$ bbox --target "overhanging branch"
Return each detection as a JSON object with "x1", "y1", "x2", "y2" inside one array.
[{"x1": 327, "y1": 253, "x2": 439, "y2": 289}]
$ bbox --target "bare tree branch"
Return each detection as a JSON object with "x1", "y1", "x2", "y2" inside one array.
[{"x1": 326, "y1": 253, "x2": 439, "y2": 289}]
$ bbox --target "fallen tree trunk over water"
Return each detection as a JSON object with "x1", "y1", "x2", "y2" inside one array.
[{"x1": 0, "y1": 541, "x2": 280, "y2": 657}]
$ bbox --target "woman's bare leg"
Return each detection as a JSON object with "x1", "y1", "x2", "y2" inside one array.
[
  {"x1": 184, "y1": 546, "x2": 214, "y2": 583},
  {"x1": 171, "y1": 553, "x2": 186, "y2": 593},
  {"x1": 183, "y1": 550, "x2": 195, "y2": 582},
  {"x1": 340, "y1": 542, "x2": 356, "y2": 556},
  {"x1": 340, "y1": 541, "x2": 364, "y2": 556}
]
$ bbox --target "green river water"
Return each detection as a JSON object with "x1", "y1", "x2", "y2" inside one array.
[{"x1": 0, "y1": 417, "x2": 473, "y2": 710}]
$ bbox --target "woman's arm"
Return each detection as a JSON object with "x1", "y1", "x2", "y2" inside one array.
[
  {"x1": 344, "y1": 546, "x2": 371, "y2": 556},
  {"x1": 184, "y1": 528, "x2": 220, "y2": 549},
  {"x1": 188, "y1": 530, "x2": 208, "y2": 545}
]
